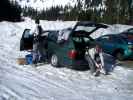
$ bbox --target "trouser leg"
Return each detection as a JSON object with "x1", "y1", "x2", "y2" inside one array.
[
  {"x1": 32, "y1": 52, "x2": 38, "y2": 64},
  {"x1": 85, "y1": 55, "x2": 96, "y2": 73},
  {"x1": 32, "y1": 43, "x2": 39, "y2": 64},
  {"x1": 38, "y1": 43, "x2": 46, "y2": 62}
]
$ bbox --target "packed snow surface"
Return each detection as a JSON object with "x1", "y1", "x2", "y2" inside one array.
[{"x1": 0, "y1": 18, "x2": 133, "y2": 100}]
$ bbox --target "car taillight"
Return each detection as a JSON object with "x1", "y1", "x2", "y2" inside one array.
[{"x1": 68, "y1": 50, "x2": 77, "y2": 59}]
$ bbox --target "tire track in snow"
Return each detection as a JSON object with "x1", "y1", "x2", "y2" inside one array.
[
  {"x1": 0, "y1": 49, "x2": 133, "y2": 100},
  {"x1": 1, "y1": 21, "x2": 133, "y2": 100},
  {"x1": 0, "y1": 85, "x2": 26, "y2": 100},
  {"x1": 0, "y1": 56, "x2": 89, "y2": 100}
]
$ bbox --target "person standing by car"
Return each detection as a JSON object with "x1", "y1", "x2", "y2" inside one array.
[{"x1": 31, "y1": 18, "x2": 44, "y2": 64}]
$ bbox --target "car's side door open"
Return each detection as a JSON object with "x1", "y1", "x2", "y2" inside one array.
[{"x1": 20, "y1": 29, "x2": 33, "y2": 51}]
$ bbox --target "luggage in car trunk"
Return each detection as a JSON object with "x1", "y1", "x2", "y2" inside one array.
[{"x1": 72, "y1": 36, "x2": 96, "y2": 60}]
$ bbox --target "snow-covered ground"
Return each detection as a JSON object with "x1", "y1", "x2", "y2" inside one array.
[{"x1": 0, "y1": 19, "x2": 133, "y2": 100}]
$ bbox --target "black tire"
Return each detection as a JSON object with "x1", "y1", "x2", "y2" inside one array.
[
  {"x1": 50, "y1": 54, "x2": 60, "y2": 67},
  {"x1": 115, "y1": 51, "x2": 124, "y2": 61}
]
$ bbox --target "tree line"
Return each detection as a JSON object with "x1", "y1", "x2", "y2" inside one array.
[
  {"x1": 0, "y1": 0, "x2": 21, "y2": 22},
  {"x1": 0, "y1": 0, "x2": 133, "y2": 24},
  {"x1": 22, "y1": 0, "x2": 133, "y2": 24}
]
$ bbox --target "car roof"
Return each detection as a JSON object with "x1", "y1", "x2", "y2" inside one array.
[
  {"x1": 128, "y1": 28, "x2": 133, "y2": 30},
  {"x1": 120, "y1": 28, "x2": 133, "y2": 33}
]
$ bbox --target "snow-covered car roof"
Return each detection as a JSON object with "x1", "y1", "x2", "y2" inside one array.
[{"x1": 76, "y1": 21, "x2": 108, "y2": 28}]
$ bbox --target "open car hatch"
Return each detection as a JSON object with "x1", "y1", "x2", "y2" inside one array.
[{"x1": 72, "y1": 21, "x2": 108, "y2": 36}]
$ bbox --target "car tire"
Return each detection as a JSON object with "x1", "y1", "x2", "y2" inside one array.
[
  {"x1": 51, "y1": 54, "x2": 60, "y2": 67},
  {"x1": 115, "y1": 51, "x2": 124, "y2": 61}
]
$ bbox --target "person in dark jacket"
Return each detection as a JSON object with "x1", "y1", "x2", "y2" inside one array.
[{"x1": 31, "y1": 19, "x2": 44, "y2": 64}]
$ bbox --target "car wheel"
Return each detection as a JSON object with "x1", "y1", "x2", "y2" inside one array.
[
  {"x1": 51, "y1": 54, "x2": 60, "y2": 67},
  {"x1": 115, "y1": 51, "x2": 124, "y2": 61}
]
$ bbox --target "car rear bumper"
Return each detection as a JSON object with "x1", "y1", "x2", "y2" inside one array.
[
  {"x1": 72, "y1": 59, "x2": 88, "y2": 66},
  {"x1": 62, "y1": 59, "x2": 89, "y2": 69}
]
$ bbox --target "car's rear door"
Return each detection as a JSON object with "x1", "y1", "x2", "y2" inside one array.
[
  {"x1": 47, "y1": 30, "x2": 75, "y2": 66},
  {"x1": 20, "y1": 29, "x2": 33, "y2": 51}
]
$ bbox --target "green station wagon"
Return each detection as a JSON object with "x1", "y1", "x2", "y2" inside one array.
[{"x1": 20, "y1": 21, "x2": 108, "y2": 68}]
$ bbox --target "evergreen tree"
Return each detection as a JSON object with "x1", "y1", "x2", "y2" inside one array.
[
  {"x1": 119, "y1": 0, "x2": 129, "y2": 24},
  {"x1": 21, "y1": 0, "x2": 132, "y2": 24},
  {"x1": 127, "y1": 0, "x2": 133, "y2": 24},
  {"x1": 0, "y1": 0, "x2": 21, "y2": 21},
  {"x1": 84, "y1": 0, "x2": 104, "y2": 22},
  {"x1": 104, "y1": 0, "x2": 118, "y2": 24}
]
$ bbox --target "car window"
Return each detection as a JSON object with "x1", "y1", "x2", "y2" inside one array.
[
  {"x1": 128, "y1": 29, "x2": 133, "y2": 33},
  {"x1": 58, "y1": 29, "x2": 71, "y2": 41},
  {"x1": 112, "y1": 36, "x2": 127, "y2": 44},
  {"x1": 73, "y1": 36, "x2": 92, "y2": 43},
  {"x1": 73, "y1": 37, "x2": 83, "y2": 43},
  {"x1": 83, "y1": 37, "x2": 92, "y2": 42},
  {"x1": 48, "y1": 31, "x2": 58, "y2": 42},
  {"x1": 106, "y1": 36, "x2": 119, "y2": 43},
  {"x1": 100, "y1": 36, "x2": 110, "y2": 41},
  {"x1": 23, "y1": 29, "x2": 31, "y2": 38}
]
